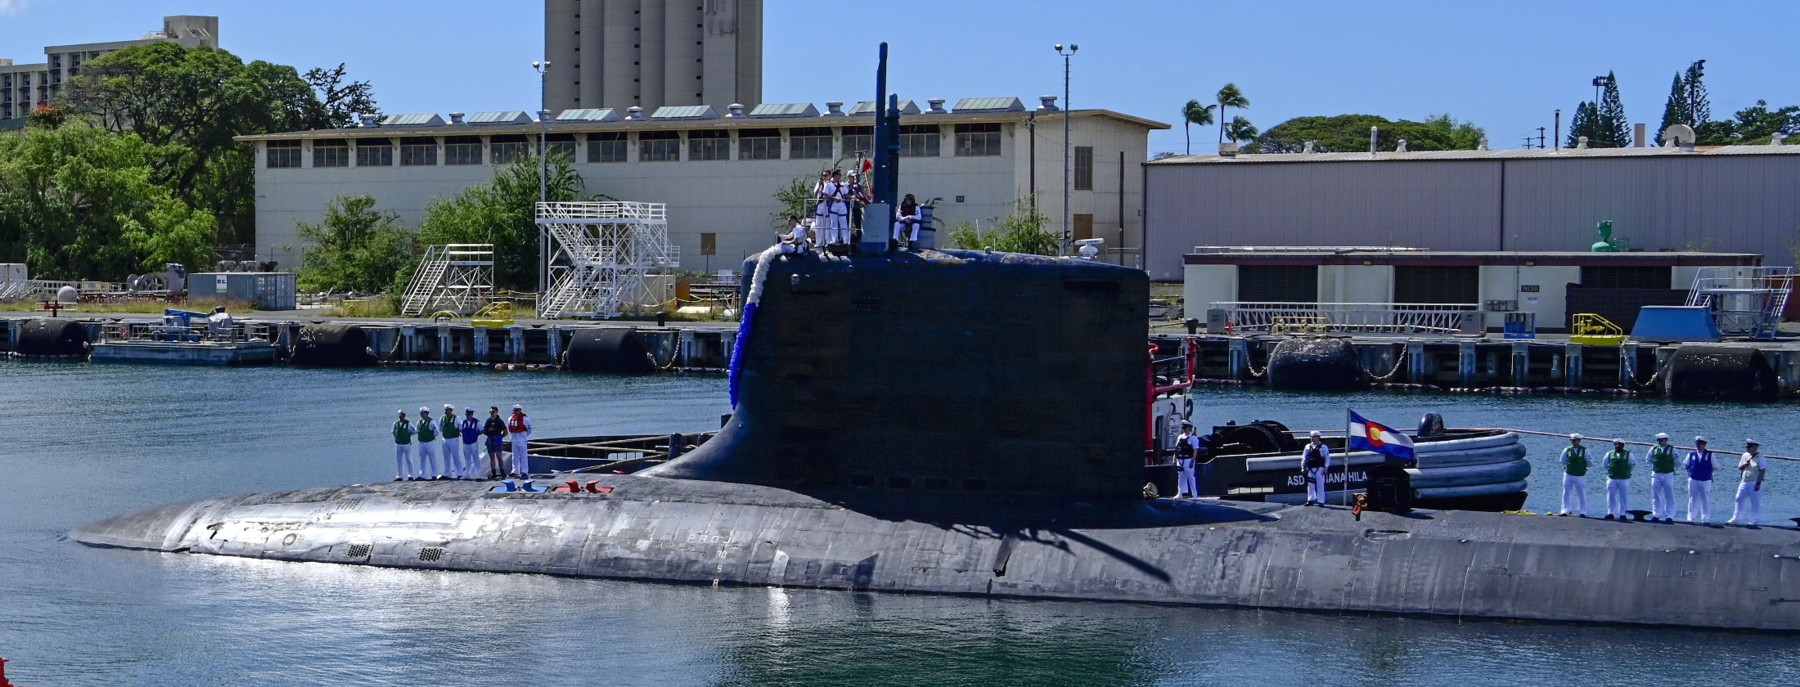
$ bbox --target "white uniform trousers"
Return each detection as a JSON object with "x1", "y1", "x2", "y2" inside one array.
[
  {"x1": 1729, "y1": 481, "x2": 1761, "y2": 525},
  {"x1": 1687, "y1": 479, "x2": 1712, "y2": 523},
  {"x1": 893, "y1": 218, "x2": 921, "y2": 242},
  {"x1": 1176, "y1": 459, "x2": 1197, "y2": 498},
  {"x1": 1605, "y1": 478, "x2": 1629, "y2": 518},
  {"x1": 442, "y1": 438, "x2": 460, "y2": 477},
  {"x1": 1306, "y1": 467, "x2": 1327, "y2": 504},
  {"x1": 1650, "y1": 473, "x2": 1676, "y2": 520},
  {"x1": 1560, "y1": 474, "x2": 1587, "y2": 515},
  {"x1": 463, "y1": 441, "x2": 481, "y2": 478},
  {"x1": 511, "y1": 436, "x2": 531, "y2": 476},
  {"x1": 416, "y1": 441, "x2": 437, "y2": 479},
  {"x1": 394, "y1": 444, "x2": 414, "y2": 480}
]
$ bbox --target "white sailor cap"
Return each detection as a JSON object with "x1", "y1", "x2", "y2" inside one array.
[
  {"x1": 1746, "y1": 438, "x2": 1760, "y2": 445},
  {"x1": 1178, "y1": 418, "x2": 1193, "y2": 426},
  {"x1": 1613, "y1": 438, "x2": 1625, "y2": 445},
  {"x1": 513, "y1": 404, "x2": 523, "y2": 410},
  {"x1": 1695, "y1": 435, "x2": 1708, "y2": 443},
  {"x1": 419, "y1": 407, "x2": 429, "y2": 413},
  {"x1": 1655, "y1": 433, "x2": 1669, "y2": 440},
  {"x1": 1570, "y1": 433, "x2": 1583, "y2": 440},
  {"x1": 396, "y1": 409, "x2": 406, "y2": 415},
  {"x1": 444, "y1": 403, "x2": 455, "y2": 410},
  {"x1": 1309, "y1": 430, "x2": 1323, "y2": 438}
]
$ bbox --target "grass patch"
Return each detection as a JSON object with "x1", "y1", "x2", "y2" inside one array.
[
  {"x1": 319, "y1": 298, "x2": 399, "y2": 318},
  {"x1": 0, "y1": 297, "x2": 255, "y2": 315}
]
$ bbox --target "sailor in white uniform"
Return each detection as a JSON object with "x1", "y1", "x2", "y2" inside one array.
[
  {"x1": 778, "y1": 216, "x2": 811, "y2": 255},
  {"x1": 892, "y1": 193, "x2": 923, "y2": 247},
  {"x1": 815, "y1": 170, "x2": 848, "y2": 245},
  {"x1": 1729, "y1": 439, "x2": 1768, "y2": 526},
  {"x1": 507, "y1": 404, "x2": 534, "y2": 478},
  {"x1": 1646, "y1": 432, "x2": 1678, "y2": 523},
  {"x1": 1302, "y1": 430, "x2": 1330, "y2": 506},
  {"x1": 414, "y1": 408, "x2": 439, "y2": 480},
  {"x1": 391, "y1": 410, "x2": 415, "y2": 481},
  {"x1": 1684, "y1": 436, "x2": 1719, "y2": 523},
  {"x1": 459, "y1": 408, "x2": 483, "y2": 481},
  {"x1": 1174, "y1": 419, "x2": 1201, "y2": 499},
  {"x1": 439, "y1": 405, "x2": 461, "y2": 479}
]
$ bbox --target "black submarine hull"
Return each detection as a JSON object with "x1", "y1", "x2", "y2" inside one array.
[{"x1": 70, "y1": 476, "x2": 1800, "y2": 631}]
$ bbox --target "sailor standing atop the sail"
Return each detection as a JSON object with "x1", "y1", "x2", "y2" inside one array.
[
  {"x1": 439, "y1": 405, "x2": 461, "y2": 479},
  {"x1": 507, "y1": 404, "x2": 534, "y2": 478},
  {"x1": 1174, "y1": 419, "x2": 1200, "y2": 499},
  {"x1": 415, "y1": 408, "x2": 439, "y2": 480},
  {"x1": 1729, "y1": 439, "x2": 1768, "y2": 526},
  {"x1": 1559, "y1": 433, "x2": 1589, "y2": 517},
  {"x1": 1602, "y1": 439, "x2": 1632, "y2": 520},
  {"x1": 459, "y1": 408, "x2": 482, "y2": 481},
  {"x1": 1302, "y1": 430, "x2": 1331, "y2": 507},
  {"x1": 814, "y1": 170, "x2": 850, "y2": 246},
  {"x1": 391, "y1": 410, "x2": 415, "y2": 481},
  {"x1": 1647, "y1": 432, "x2": 1678, "y2": 523},
  {"x1": 811, "y1": 171, "x2": 833, "y2": 245},
  {"x1": 1685, "y1": 436, "x2": 1718, "y2": 523}
]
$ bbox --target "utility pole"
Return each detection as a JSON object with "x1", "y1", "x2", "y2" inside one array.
[
  {"x1": 531, "y1": 60, "x2": 551, "y2": 205},
  {"x1": 1054, "y1": 43, "x2": 1078, "y2": 256},
  {"x1": 1523, "y1": 136, "x2": 1535, "y2": 149}
]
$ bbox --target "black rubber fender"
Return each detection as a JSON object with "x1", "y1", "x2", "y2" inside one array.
[
  {"x1": 1265, "y1": 337, "x2": 1363, "y2": 391},
  {"x1": 564, "y1": 328, "x2": 654, "y2": 374},
  {"x1": 15, "y1": 318, "x2": 88, "y2": 356},
  {"x1": 290, "y1": 324, "x2": 375, "y2": 367},
  {"x1": 1662, "y1": 346, "x2": 1776, "y2": 402}
]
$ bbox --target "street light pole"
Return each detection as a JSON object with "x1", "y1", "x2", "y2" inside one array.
[
  {"x1": 1053, "y1": 43, "x2": 1078, "y2": 256},
  {"x1": 531, "y1": 60, "x2": 551, "y2": 205}
]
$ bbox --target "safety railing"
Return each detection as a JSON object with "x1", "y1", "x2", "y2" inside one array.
[{"x1": 1209, "y1": 302, "x2": 1483, "y2": 336}]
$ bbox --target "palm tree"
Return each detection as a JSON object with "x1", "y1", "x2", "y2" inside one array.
[
  {"x1": 1215, "y1": 83, "x2": 1249, "y2": 145},
  {"x1": 1181, "y1": 99, "x2": 1216, "y2": 155},
  {"x1": 1224, "y1": 116, "x2": 1258, "y2": 145}
]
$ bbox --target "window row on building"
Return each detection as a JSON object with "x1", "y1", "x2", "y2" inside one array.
[{"x1": 264, "y1": 124, "x2": 1006, "y2": 169}]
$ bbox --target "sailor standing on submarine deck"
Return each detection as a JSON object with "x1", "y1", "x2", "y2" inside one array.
[
  {"x1": 439, "y1": 405, "x2": 461, "y2": 479},
  {"x1": 1728, "y1": 439, "x2": 1768, "y2": 526},
  {"x1": 459, "y1": 408, "x2": 482, "y2": 481},
  {"x1": 507, "y1": 404, "x2": 533, "y2": 478},
  {"x1": 1174, "y1": 419, "x2": 1200, "y2": 499},
  {"x1": 415, "y1": 408, "x2": 439, "y2": 480},
  {"x1": 1302, "y1": 430, "x2": 1330, "y2": 507},
  {"x1": 391, "y1": 410, "x2": 415, "y2": 481},
  {"x1": 1602, "y1": 439, "x2": 1632, "y2": 520},
  {"x1": 1559, "y1": 433, "x2": 1589, "y2": 517},
  {"x1": 1685, "y1": 436, "x2": 1719, "y2": 523},
  {"x1": 1647, "y1": 432, "x2": 1678, "y2": 523}
]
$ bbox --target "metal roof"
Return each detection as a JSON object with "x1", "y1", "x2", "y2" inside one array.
[
  {"x1": 381, "y1": 113, "x2": 444, "y2": 127},
  {"x1": 849, "y1": 99, "x2": 919, "y2": 116},
  {"x1": 1149, "y1": 144, "x2": 1800, "y2": 165},
  {"x1": 467, "y1": 111, "x2": 531, "y2": 124},
  {"x1": 954, "y1": 97, "x2": 1025, "y2": 113},
  {"x1": 650, "y1": 105, "x2": 718, "y2": 120},
  {"x1": 749, "y1": 102, "x2": 818, "y2": 118},
  {"x1": 556, "y1": 108, "x2": 621, "y2": 122}
]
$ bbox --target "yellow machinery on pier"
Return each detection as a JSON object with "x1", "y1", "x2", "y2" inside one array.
[
  {"x1": 1568, "y1": 313, "x2": 1626, "y2": 346},
  {"x1": 471, "y1": 301, "x2": 516, "y2": 328}
]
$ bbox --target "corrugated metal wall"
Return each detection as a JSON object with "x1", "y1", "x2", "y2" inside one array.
[{"x1": 1145, "y1": 155, "x2": 1800, "y2": 282}]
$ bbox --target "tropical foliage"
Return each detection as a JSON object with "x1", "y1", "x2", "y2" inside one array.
[
  {"x1": 415, "y1": 155, "x2": 585, "y2": 291},
  {"x1": 945, "y1": 199, "x2": 1058, "y2": 255},
  {"x1": 1248, "y1": 114, "x2": 1487, "y2": 153},
  {"x1": 294, "y1": 195, "x2": 414, "y2": 294}
]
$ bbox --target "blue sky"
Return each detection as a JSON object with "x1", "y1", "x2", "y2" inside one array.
[{"x1": 4, "y1": 1, "x2": 1798, "y2": 155}]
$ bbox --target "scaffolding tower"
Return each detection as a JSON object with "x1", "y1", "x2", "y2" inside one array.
[
  {"x1": 536, "y1": 201, "x2": 680, "y2": 319},
  {"x1": 1685, "y1": 266, "x2": 1794, "y2": 339},
  {"x1": 400, "y1": 244, "x2": 496, "y2": 316}
]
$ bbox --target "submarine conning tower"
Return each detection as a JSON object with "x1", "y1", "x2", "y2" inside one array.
[{"x1": 642, "y1": 249, "x2": 1150, "y2": 502}]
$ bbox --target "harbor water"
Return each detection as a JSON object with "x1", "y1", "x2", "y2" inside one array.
[{"x1": 3, "y1": 360, "x2": 1797, "y2": 685}]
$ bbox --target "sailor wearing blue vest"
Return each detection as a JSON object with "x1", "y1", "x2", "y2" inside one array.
[
  {"x1": 1684, "y1": 436, "x2": 1719, "y2": 523},
  {"x1": 1728, "y1": 439, "x2": 1768, "y2": 526},
  {"x1": 1558, "y1": 434, "x2": 1589, "y2": 516},
  {"x1": 507, "y1": 404, "x2": 533, "y2": 478},
  {"x1": 414, "y1": 408, "x2": 439, "y2": 480},
  {"x1": 1174, "y1": 419, "x2": 1200, "y2": 499},
  {"x1": 391, "y1": 410, "x2": 415, "y2": 481},
  {"x1": 1647, "y1": 432, "x2": 1678, "y2": 523},
  {"x1": 439, "y1": 405, "x2": 460, "y2": 479},
  {"x1": 1302, "y1": 430, "x2": 1331, "y2": 506},
  {"x1": 459, "y1": 408, "x2": 482, "y2": 481}
]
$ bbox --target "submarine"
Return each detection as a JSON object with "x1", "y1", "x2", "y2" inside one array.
[{"x1": 73, "y1": 48, "x2": 1800, "y2": 633}]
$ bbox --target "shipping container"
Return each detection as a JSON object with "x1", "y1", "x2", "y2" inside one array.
[{"x1": 189, "y1": 272, "x2": 296, "y2": 310}]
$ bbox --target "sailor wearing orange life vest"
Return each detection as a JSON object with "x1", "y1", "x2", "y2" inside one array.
[{"x1": 507, "y1": 404, "x2": 533, "y2": 478}]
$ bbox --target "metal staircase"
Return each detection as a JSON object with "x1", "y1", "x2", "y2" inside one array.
[
  {"x1": 536, "y1": 202, "x2": 679, "y2": 319},
  {"x1": 400, "y1": 244, "x2": 495, "y2": 317},
  {"x1": 1685, "y1": 266, "x2": 1794, "y2": 339}
]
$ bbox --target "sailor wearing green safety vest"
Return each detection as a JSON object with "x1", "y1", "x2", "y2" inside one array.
[
  {"x1": 439, "y1": 405, "x2": 460, "y2": 479},
  {"x1": 415, "y1": 408, "x2": 438, "y2": 480},
  {"x1": 1647, "y1": 433, "x2": 1677, "y2": 523},
  {"x1": 392, "y1": 410, "x2": 415, "y2": 481},
  {"x1": 1559, "y1": 433, "x2": 1589, "y2": 517},
  {"x1": 1603, "y1": 439, "x2": 1632, "y2": 520}
]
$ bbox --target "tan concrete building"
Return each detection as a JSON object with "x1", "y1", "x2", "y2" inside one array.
[
  {"x1": 240, "y1": 97, "x2": 1166, "y2": 271},
  {"x1": 1, "y1": 15, "x2": 219, "y2": 121},
  {"x1": 543, "y1": 0, "x2": 762, "y2": 115}
]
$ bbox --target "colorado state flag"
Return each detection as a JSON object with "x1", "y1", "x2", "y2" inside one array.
[{"x1": 1348, "y1": 409, "x2": 1416, "y2": 462}]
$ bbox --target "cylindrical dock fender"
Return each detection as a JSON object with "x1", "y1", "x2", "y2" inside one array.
[
  {"x1": 290, "y1": 324, "x2": 375, "y2": 367},
  {"x1": 1264, "y1": 337, "x2": 1362, "y2": 391},
  {"x1": 1661, "y1": 346, "x2": 1777, "y2": 401},
  {"x1": 564, "y1": 328, "x2": 654, "y2": 374},
  {"x1": 15, "y1": 318, "x2": 89, "y2": 356}
]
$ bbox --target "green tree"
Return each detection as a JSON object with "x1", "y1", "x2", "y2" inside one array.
[
  {"x1": 945, "y1": 198, "x2": 1057, "y2": 255},
  {"x1": 1726, "y1": 100, "x2": 1800, "y2": 143},
  {"x1": 1683, "y1": 60, "x2": 1711, "y2": 126},
  {"x1": 0, "y1": 124, "x2": 216, "y2": 279},
  {"x1": 1565, "y1": 101, "x2": 1598, "y2": 148},
  {"x1": 1420, "y1": 113, "x2": 1487, "y2": 149},
  {"x1": 772, "y1": 175, "x2": 818, "y2": 229},
  {"x1": 415, "y1": 155, "x2": 584, "y2": 292},
  {"x1": 1248, "y1": 114, "x2": 1473, "y2": 153},
  {"x1": 1215, "y1": 83, "x2": 1249, "y2": 146},
  {"x1": 1224, "y1": 116, "x2": 1258, "y2": 145},
  {"x1": 1658, "y1": 72, "x2": 1688, "y2": 139},
  {"x1": 294, "y1": 195, "x2": 414, "y2": 294},
  {"x1": 1180, "y1": 99, "x2": 1215, "y2": 155},
  {"x1": 303, "y1": 63, "x2": 381, "y2": 129},
  {"x1": 1596, "y1": 71, "x2": 1629, "y2": 147}
]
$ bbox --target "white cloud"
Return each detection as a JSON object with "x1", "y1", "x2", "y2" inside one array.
[{"x1": 0, "y1": 0, "x2": 28, "y2": 16}]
